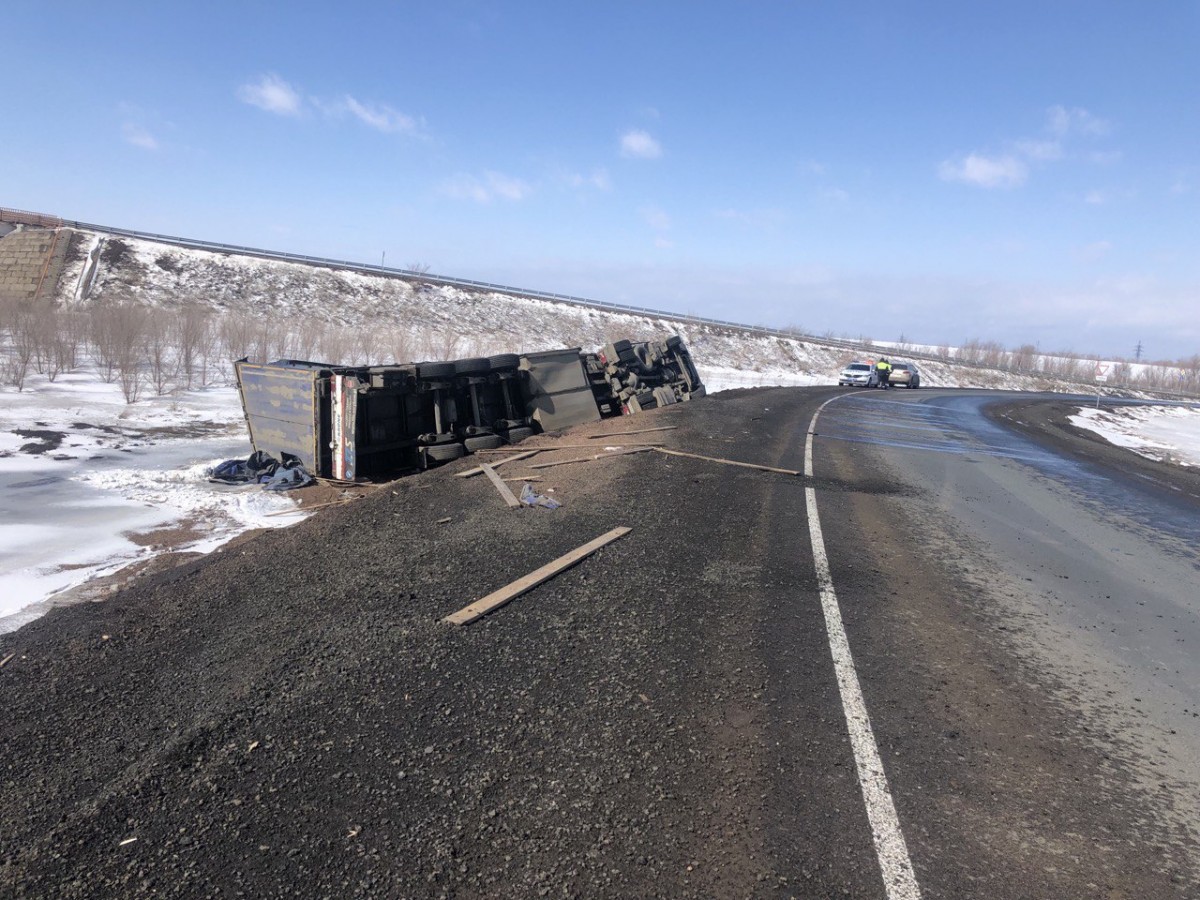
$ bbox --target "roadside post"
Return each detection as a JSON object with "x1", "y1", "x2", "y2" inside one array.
[{"x1": 1094, "y1": 360, "x2": 1114, "y2": 407}]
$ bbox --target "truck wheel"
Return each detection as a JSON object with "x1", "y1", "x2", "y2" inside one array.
[
  {"x1": 454, "y1": 357, "x2": 490, "y2": 375},
  {"x1": 487, "y1": 353, "x2": 521, "y2": 371},
  {"x1": 503, "y1": 426, "x2": 535, "y2": 443},
  {"x1": 425, "y1": 442, "x2": 465, "y2": 462},
  {"x1": 464, "y1": 434, "x2": 503, "y2": 452},
  {"x1": 417, "y1": 361, "x2": 456, "y2": 379}
]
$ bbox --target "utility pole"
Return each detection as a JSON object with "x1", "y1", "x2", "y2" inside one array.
[{"x1": 381, "y1": 251, "x2": 386, "y2": 267}]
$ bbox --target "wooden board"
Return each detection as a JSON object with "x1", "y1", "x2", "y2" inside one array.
[
  {"x1": 525, "y1": 446, "x2": 655, "y2": 470},
  {"x1": 477, "y1": 443, "x2": 662, "y2": 451},
  {"x1": 453, "y1": 449, "x2": 541, "y2": 478},
  {"x1": 443, "y1": 526, "x2": 632, "y2": 625},
  {"x1": 587, "y1": 425, "x2": 678, "y2": 439},
  {"x1": 480, "y1": 463, "x2": 521, "y2": 508},
  {"x1": 654, "y1": 447, "x2": 801, "y2": 476}
]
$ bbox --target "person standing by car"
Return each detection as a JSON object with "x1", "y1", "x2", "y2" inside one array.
[{"x1": 875, "y1": 357, "x2": 892, "y2": 389}]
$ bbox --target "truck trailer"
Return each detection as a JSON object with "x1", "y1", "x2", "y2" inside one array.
[{"x1": 234, "y1": 335, "x2": 705, "y2": 480}]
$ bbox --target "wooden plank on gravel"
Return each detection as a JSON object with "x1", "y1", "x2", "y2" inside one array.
[
  {"x1": 478, "y1": 443, "x2": 662, "y2": 451},
  {"x1": 525, "y1": 446, "x2": 656, "y2": 470},
  {"x1": 453, "y1": 449, "x2": 541, "y2": 478},
  {"x1": 443, "y1": 526, "x2": 632, "y2": 625},
  {"x1": 480, "y1": 463, "x2": 521, "y2": 508},
  {"x1": 654, "y1": 446, "x2": 801, "y2": 476},
  {"x1": 0, "y1": 652, "x2": 15, "y2": 669},
  {"x1": 264, "y1": 496, "x2": 363, "y2": 517},
  {"x1": 587, "y1": 425, "x2": 678, "y2": 438}
]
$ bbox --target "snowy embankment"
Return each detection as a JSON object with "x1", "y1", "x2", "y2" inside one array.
[{"x1": 1070, "y1": 405, "x2": 1200, "y2": 468}]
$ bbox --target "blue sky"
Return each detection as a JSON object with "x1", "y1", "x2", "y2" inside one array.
[{"x1": 3, "y1": 1, "x2": 1198, "y2": 360}]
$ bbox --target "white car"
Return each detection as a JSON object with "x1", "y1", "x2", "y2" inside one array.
[{"x1": 838, "y1": 362, "x2": 876, "y2": 387}]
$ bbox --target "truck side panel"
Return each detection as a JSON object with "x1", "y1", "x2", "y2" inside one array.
[
  {"x1": 234, "y1": 361, "x2": 326, "y2": 474},
  {"x1": 519, "y1": 349, "x2": 602, "y2": 431}
]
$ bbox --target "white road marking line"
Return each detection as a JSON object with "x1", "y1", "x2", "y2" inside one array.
[{"x1": 805, "y1": 393, "x2": 922, "y2": 900}]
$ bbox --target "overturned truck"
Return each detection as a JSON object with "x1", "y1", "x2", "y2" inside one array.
[{"x1": 234, "y1": 335, "x2": 705, "y2": 480}]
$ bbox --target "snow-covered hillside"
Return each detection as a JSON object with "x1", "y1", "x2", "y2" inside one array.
[{"x1": 53, "y1": 228, "x2": 1094, "y2": 394}]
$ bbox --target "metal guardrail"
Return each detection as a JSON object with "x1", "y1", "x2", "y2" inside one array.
[{"x1": 4, "y1": 206, "x2": 1195, "y2": 400}]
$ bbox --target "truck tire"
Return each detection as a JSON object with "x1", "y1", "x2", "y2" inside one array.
[
  {"x1": 503, "y1": 426, "x2": 535, "y2": 443},
  {"x1": 417, "y1": 361, "x2": 455, "y2": 379},
  {"x1": 454, "y1": 357, "x2": 490, "y2": 375},
  {"x1": 464, "y1": 434, "x2": 503, "y2": 452},
  {"x1": 425, "y1": 442, "x2": 465, "y2": 462},
  {"x1": 666, "y1": 335, "x2": 683, "y2": 350},
  {"x1": 487, "y1": 353, "x2": 521, "y2": 371}
]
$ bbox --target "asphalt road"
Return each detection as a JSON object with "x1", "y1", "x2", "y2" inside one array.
[{"x1": 1, "y1": 386, "x2": 1197, "y2": 898}]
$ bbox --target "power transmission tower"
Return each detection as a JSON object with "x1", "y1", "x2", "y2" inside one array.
[{"x1": 1134, "y1": 341, "x2": 1143, "y2": 361}]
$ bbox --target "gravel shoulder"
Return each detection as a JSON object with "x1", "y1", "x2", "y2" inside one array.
[{"x1": 1, "y1": 388, "x2": 871, "y2": 898}]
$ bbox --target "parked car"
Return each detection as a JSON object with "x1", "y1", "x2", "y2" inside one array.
[
  {"x1": 888, "y1": 361, "x2": 921, "y2": 388},
  {"x1": 838, "y1": 362, "x2": 876, "y2": 387}
]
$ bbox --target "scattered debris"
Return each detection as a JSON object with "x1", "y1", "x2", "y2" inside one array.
[
  {"x1": 519, "y1": 484, "x2": 562, "y2": 509},
  {"x1": 443, "y1": 526, "x2": 632, "y2": 625},
  {"x1": 0, "y1": 652, "x2": 16, "y2": 669},
  {"x1": 208, "y1": 451, "x2": 314, "y2": 490}
]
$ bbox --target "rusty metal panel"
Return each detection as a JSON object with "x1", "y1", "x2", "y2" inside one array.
[
  {"x1": 235, "y1": 361, "x2": 324, "y2": 472},
  {"x1": 331, "y1": 373, "x2": 359, "y2": 480}
]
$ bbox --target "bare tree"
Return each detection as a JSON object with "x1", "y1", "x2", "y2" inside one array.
[
  {"x1": 385, "y1": 326, "x2": 415, "y2": 364},
  {"x1": 143, "y1": 308, "x2": 177, "y2": 396},
  {"x1": 1, "y1": 299, "x2": 35, "y2": 390},
  {"x1": 218, "y1": 314, "x2": 257, "y2": 366},
  {"x1": 89, "y1": 303, "x2": 149, "y2": 402},
  {"x1": 173, "y1": 306, "x2": 212, "y2": 389}
]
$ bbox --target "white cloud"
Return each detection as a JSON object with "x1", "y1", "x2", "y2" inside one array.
[
  {"x1": 818, "y1": 186, "x2": 850, "y2": 202},
  {"x1": 342, "y1": 96, "x2": 419, "y2": 134},
  {"x1": 563, "y1": 168, "x2": 612, "y2": 191},
  {"x1": 121, "y1": 122, "x2": 159, "y2": 151},
  {"x1": 1014, "y1": 139, "x2": 1063, "y2": 161},
  {"x1": 442, "y1": 171, "x2": 530, "y2": 203},
  {"x1": 238, "y1": 73, "x2": 303, "y2": 116},
  {"x1": 1084, "y1": 189, "x2": 1107, "y2": 206},
  {"x1": 620, "y1": 130, "x2": 662, "y2": 159},
  {"x1": 1047, "y1": 105, "x2": 1111, "y2": 138},
  {"x1": 939, "y1": 153, "x2": 1027, "y2": 189},
  {"x1": 640, "y1": 205, "x2": 671, "y2": 230},
  {"x1": 799, "y1": 159, "x2": 827, "y2": 176}
]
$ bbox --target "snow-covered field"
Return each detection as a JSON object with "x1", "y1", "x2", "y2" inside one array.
[
  {"x1": 1070, "y1": 404, "x2": 1200, "y2": 468},
  {"x1": 0, "y1": 373, "x2": 307, "y2": 633}
]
